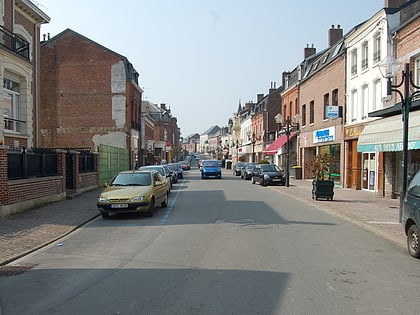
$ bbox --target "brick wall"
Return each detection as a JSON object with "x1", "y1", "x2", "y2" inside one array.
[
  {"x1": 40, "y1": 30, "x2": 122, "y2": 150},
  {"x1": 0, "y1": 147, "x2": 66, "y2": 217},
  {"x1": 0, "y1": 147, "x2": 98, "y2": 217}
]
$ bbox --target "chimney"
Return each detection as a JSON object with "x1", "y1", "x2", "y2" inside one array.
[
  {"x1": 269, "y1": 81, "x2": 277, "y2": 94},
  {"x1": 160, "y1": 103, "x2": 167, "y2": 111},
  {"x1": 328, "y1": 25, "x2": 343, "y2": 47},
  {"x1": 257, "y1": 94, "x2": 264, "y2": 102},
  {"x1": 304, "y1": 44, "x2": 316, "y2": 59},
  {"x1": 384, "y1": 0, "x2": 407, "y2": 8}
]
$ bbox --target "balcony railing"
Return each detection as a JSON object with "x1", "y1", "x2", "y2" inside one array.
[
  {"x1": 4, "y1": 116, "x2": 25, "y2": 132},
  {"x1": 0, "y1": 25, "x2": 30, "y2": 60}
]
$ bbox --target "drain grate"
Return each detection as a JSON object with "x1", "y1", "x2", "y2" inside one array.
[{"x1": 0, "y1": 264, "x2": 35, "y2": 277}]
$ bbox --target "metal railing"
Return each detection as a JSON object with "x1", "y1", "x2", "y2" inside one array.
[
  {"x1": 0, "y1": 25, "x2": 30, "y2": 60},
  {"x1": 8, "y1": 148, "x2": 58, "y2": 180}
]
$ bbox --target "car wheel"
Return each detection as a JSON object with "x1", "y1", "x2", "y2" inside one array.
[
  {"x1": 261, "y1": 180, "x2": 267, "y2": 187},
  {"x1": 101, "y1": 212, "x2": 109, "y2": 219},
  {"x1": 161, "y1": 193, "x2": 168, "y2": 208},
  {"x1": 146, "y1": 198, "x2": 155, "y2": 217},
  {"x1": 407, "y1": 224, "x2": 420, "y2": 258},
  {"x1": 252, "y1": 177, "x2": 255, "y2": 184}
]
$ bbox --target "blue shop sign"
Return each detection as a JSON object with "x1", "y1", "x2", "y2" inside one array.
[{"x1": 314, "y1": 126, "x2": 335, "y2": 143}]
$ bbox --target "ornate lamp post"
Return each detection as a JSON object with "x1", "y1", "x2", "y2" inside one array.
[
  {"x1": 248, "y1": 131, "x2": 257, "y2": 163},
  {"x1": 274, "y1": 113, "x2": 300, "y2": 187},
  {"x1": 236, "y1": 138, "x2": 239, "y2": 162},
  {"x1": 378, "y1": 56, "x2": 420, "y2": 221}
]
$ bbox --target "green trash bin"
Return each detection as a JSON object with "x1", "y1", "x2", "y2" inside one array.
[{"x1": 293, "y1": 166, "x2": 302, "y2": 179}]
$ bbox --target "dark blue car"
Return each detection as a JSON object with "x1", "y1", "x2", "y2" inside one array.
[
  {"x1": 201, "y1": 160, "x2": 222, "y2": 179},
  {"x1": 251, "y1": 164, "x2": 286, "y2": 186},
  {"x1": 403, "y1": 170, "x2": 420, "y2": 258}
]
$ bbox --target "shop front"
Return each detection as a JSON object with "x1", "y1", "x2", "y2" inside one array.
[
  {"x1": 300, "y1": 126, "x2": 343, "y2": 186},
  {"x1": 357, "y1": 110, "x2": 420, "y2": 198}
]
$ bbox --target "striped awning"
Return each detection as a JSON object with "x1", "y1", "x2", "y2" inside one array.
[{"x1": 357, "y1": 110, "x2": 420, "y2": 152}]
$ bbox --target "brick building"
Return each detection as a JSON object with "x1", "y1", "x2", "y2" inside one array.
[
  {"x1": 40, "y1": 29, "x2": 142, "y2": 168},
  {"x1": 299, "y1": 26, "x2": 346, "y2": 185}
]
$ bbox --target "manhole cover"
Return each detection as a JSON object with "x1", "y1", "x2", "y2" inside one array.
[{"x1": 0, "y1": 264, "x2": 35, "y2": 277}]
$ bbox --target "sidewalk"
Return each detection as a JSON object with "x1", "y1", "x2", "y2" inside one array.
[
  {"x1": 275, "y1": 178, "x2": 405, "y2": 249},
  {"x1": 0, "y1": 188, "x2": 102, "y2": 265},
  {"x1": 0, "y1": 177, "x2": 406, "y2": 266}
]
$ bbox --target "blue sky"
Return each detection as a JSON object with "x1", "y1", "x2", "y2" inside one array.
[{"x1": 37, "y1": 0, "x2": 384, "y2": 137}]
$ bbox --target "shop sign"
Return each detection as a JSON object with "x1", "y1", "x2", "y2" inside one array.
[
  {"x1": 325, "y1": 106, "x2": 339, "y2": 118},
  {"x1": 313, "y1": 126, "x2": 335, "y2": 143}
]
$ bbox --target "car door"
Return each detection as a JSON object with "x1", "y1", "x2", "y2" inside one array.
[
  {"x1": 153, "y1": 172, "x2": 166, "y2": 203},
  {"x1": 253, "y1": 166, "x2": 261, "y2": 183}
]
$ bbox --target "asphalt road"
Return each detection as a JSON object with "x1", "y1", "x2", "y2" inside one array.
[{"x1": 0, "y1": 168, "x2": 419, "y2": 314}]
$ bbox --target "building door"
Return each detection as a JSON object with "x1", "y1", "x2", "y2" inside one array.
[{"x1": 362, "y1": 152, "x2": 376, "y2": 191}]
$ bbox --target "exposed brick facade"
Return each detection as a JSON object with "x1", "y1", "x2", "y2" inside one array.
[{"x1": 39, "y1": 29, "x2": 142, "y2": 165}]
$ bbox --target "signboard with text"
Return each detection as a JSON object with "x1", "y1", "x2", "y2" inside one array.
[
  {"x1": 313, "y1": 126, "x2": 336, "y2": 143},
  {"x1": 325, "y1": 106, "x2": 339, "y2": 118}
]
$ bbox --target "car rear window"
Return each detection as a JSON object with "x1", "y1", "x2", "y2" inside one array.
[{"x1": 111, "y1": 173, "x2": 151, "y2": 186}]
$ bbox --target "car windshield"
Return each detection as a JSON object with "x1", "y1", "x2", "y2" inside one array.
[
  {"x1": 110, "y1": 173, "x2": 152, "y2": 186},
  {"x1": 245, "y1": 164, "x2": 256, "y2": 170},
  {"x1": 261, "y1": 165, "x2": 280, "y2": 172}
]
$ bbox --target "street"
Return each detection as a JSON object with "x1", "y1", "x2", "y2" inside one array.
[{"x1": 0, "y1": 167, "x2": 419, "y2": 314}]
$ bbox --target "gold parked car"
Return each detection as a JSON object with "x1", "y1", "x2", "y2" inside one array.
[{"x1": 97, "y1": 170, "x2": 169, "y2": 218}]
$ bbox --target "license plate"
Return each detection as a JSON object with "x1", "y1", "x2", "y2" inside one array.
[
  {"x1": 111, "y1": 204, "x2": 128, "y2": 208},
  {"x1": 272, "y1": 178, "x2": 281, "y2": 181}
]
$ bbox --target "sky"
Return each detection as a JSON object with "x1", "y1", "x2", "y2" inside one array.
[{"x1": 36, "y1": 0, "x2": 384, "y2": 137}]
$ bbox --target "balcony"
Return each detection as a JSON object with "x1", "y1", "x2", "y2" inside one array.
[
  {"x1": 4, "y1": 116, "x2": 25, "y2": 133},
  {"x1": 0, "y1": 25, "x2": 30, "y2": 60}
]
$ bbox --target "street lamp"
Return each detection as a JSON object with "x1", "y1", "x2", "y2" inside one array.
[
  {"x1": 236, "y1": 138, "x2": 239, "y2": 163},
  {"x1": 248, "y1": 131, "x2": 257, "y2": 163},
  {"x1": 275, "y1": 113, "x2": 300, "y2": 187},
  {"x1": 378, "y1": 56, "x2": 420, "y2": 222}
]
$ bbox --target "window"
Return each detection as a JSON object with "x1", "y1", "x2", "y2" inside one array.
[
  {"x1": 361, "y1": 84, "x2": 369, "y2": 119},
  {"x1": 373, "y1": 34, "x2": 381, "y2": 64},
  {"x1": 302, "y1": 104, "x2": 307, "y2": 126},
  {"x1": 373, "y1": 79, "x2": 382, "y2": 111},
  {"x1": 3, "y1": 78, "x2": 21, "y2": 132},
  {"x1": 415, "y1": 56, "x2": 420, "y2": 91},
  {"x1": 351, "y1": 89, "x2": 358, "y2": 121},
  {"x1": 323, "y1": 93, "x2": 330, "y2": 119},
  {"x1": 332, "y1": 89, "x2": 338, "y2": 105},
  {"x1": 351, "y1": 49, "x2": 358, "y2": 76},
  {"x1": 309, "y1": 101, "x2": 314, "y2": 124},
  {"x1": 361, "y1": 42, "x2": 368, "y2": 70}
]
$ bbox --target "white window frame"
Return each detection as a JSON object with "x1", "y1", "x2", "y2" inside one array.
[
  {"x1": 373, "y1": 79, "x2": 382, "y2": 112},
  {"x1": 373, "y1": 33, "x2": 381, "y2": 64},
  {"x1": 361, "y1": 84, "x2": 369, "y2": 119},
  {"x1": 361, "y1": 41, "x2": 369, "y2": 71},
  {"x1": 3, "y1": 78, "x2": 21, "y2": 132},
  {"x1": 351, "y1": 89, "x2": 358, "y2": 122},
  {"x1": 351, "y1": 49, "x2": 358, "y2": 76}
]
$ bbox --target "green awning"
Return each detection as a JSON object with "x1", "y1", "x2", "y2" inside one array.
[{"x1": 357, "y1": 110, "x2": 420, "y2": 152}]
